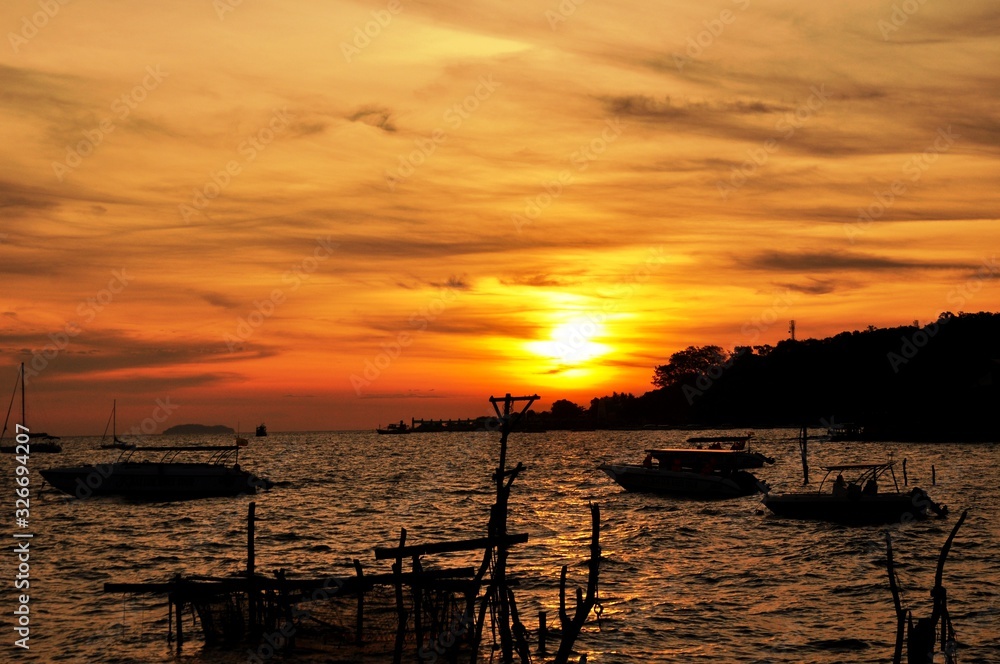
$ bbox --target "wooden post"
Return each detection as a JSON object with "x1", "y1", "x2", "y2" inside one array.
[
  {"x1": 932, "y1": 465, "x2": 936, "y2": 486},
  {"x1": 412, "y1": 555, "x2": 425, "y2": 656},
  {"x1": 173, "y1": 577, "x2": 185, "y2": 653},
  {"x1": 538, "y1": 611, "x2": 547, "y2": 656},
  {"x1": 486, "y1": 393, "x2": 537, "y2": 663},
  {"x1": 903, "y1": 458, "x2": 908, "y2": 486},
  {"x1": 247, "y1": 502, "x2": 257, "y2": 633},
  {"x1": 392, "y1": 528, "x2": 408, "y2": 664},
  {"x1": 799, "y1": 426, "x2": 809, "y2": 485},
  {"x1": 353, "y1": 559, "x2": 365, "y2": 645}
]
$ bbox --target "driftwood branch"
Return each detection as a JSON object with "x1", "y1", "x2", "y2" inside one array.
[
  {"x1": 553, "y1": 503, "x2": 601, "y2": 664},
  {"x1": 887, "y1": 508, "x2": 968, "y2": 664}
]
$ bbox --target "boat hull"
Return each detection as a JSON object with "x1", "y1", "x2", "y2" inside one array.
[
  {"x1": 763, "y1": 490, "x2": 941, "y2": 524},
  {"x1": 600, "y1": 464, "x2": 765, "y2": 498},
  {"x1": 40, "y1": 463, "x2": 265, "y2": 500}
]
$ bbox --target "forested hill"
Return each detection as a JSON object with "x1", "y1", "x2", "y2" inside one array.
[{"x1": 544, "y1": 312, "x2": 1000, "y2": 441}]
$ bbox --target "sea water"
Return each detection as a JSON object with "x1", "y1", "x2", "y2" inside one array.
[{"x1": 3, "y1": 430, "x2": 998, "y2": 663}]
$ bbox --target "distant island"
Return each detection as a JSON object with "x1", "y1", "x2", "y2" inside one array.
[{"x1": 162, "y1": 424, "x2": 235, "y2": 435}]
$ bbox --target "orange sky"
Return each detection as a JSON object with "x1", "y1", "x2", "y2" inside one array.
[{"x1": 2, "y1": 0, "x2": 999, "y2": 434}]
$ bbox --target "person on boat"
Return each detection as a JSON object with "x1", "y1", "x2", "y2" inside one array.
[
  {"x1": 832, "y1": 474, "x2": 847, "y2": 496},
  {"x1": 642, "y1": 453, "x2": 654, "y2": 468},
  {"x1": 863, "y1": 478, "x2": 878, "y2": 495}
]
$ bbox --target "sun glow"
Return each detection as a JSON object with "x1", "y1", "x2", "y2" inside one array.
[{"x1": 525, "y1": 318, "x2": 612, "y2": 366}]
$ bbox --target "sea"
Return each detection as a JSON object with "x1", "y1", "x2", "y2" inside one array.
[{"x1": 2, "y1": 429, "x2": 998, "y2": 663}]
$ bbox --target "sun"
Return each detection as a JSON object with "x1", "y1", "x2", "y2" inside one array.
[{"x1": 525, "y1": 317, "x2": 612, "y2": 366}]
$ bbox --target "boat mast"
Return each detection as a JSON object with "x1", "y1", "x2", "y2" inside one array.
[{"x1": 20, "y1": 362, "x2": 25, "y2": 431}]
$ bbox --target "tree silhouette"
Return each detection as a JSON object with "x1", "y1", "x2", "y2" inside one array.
[{"x1": 652, "y1": 345, "x2": 729, "y2": 388}]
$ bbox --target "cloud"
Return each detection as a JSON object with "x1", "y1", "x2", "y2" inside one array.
[
  {"x1": 196, "y1": 290, "x2": 242, "y2": 309},
  {"x1": 774, "y1": 279, "x2": 839, "y2": 295},
  {"x1": 347, "y1": 105, "x2": 396, "y2": 132},
  {"x1": 742, "y1": 251, "x2": 972, "y2": 273}
]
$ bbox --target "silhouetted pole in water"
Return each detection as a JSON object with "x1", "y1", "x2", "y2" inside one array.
[
  {"x1": 247, "y1": 501, "x2": 257, "y2": 636},
  {"x1": 486, "y1": 393, "x2": 538, "y2": 663},
  {"x1": 932, "y1": 465, "x2": 936, "y2": 486},
  {"x1": 903, "y1": 458, "x2": 908, "y2": 486},
  {"x1": 799, "y1": 426, "x2": 809, "y2": 485},
  {"x1": 886, "y1": 509, "x2": 967, "y2": 664}
]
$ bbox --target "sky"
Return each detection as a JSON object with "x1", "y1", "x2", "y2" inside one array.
[{"x1": 1, "y1": 0, "x2": 998, "y2": 435}]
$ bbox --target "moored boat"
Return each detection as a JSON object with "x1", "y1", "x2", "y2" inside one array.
[
  {"x1": 377, "y1": 420, "x2": 411, "y2": 435},
  {"x1": 763, "y1": 462, "x2": 947, "y2": 524},
  {"x1": 600, "y1": 448, "x2": 770, "y2": 498},
  {"x1": 40, "y1": 442, "x2": 270, "y2": 501}
]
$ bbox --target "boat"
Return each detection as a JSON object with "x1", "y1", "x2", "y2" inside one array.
[
  {"x1": 0, "y1": 362, "x2": 62, "y2": 453},
  {"x1": 40, "y1": 441, "x2": 271, "y2": 501},
  {"x1": 600, "y1": 448, "x2": 770, "y2": 498},
  {"x1": 763, "y1": 462, "x2": 947, "y2": 524},
  {"x1": 98, "y1": 400, "x2": 136, "y2": 450},
  {"x1": 255, "y1": 422, "x2": 267, "y2": 437},
  {"x1": 376, "y1": 420, "x2": 411, "y2": 435}
]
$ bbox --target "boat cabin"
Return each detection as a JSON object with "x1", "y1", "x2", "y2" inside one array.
[{"x1": 819, "y1": 462, "x2": 900, "y2": 496}]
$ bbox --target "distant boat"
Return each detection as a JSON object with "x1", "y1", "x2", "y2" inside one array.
[
  {"x1": 40, "y1": 442, "x2": 270, "y2": 501},
  {"x1": 0, "y1": 362, "x2": 62, "y2": 453},
  {"x1": 827, "y1": 423, "x2": 865, "y2": 441},
  {"x1": 763, "y1": 462, "x2": 947, "y2": 524},
  {"x1": 98, "y1": 400, "x2": 135, "y2": 450},
  {"x1": 376, "y1": 420, "x2": 411, "y2": 435},
  {"x1": 255, "y1": 423, "x2": 267, "y2": 437},
  {"x1": 600, "y1": 448, "x2": 770, "y2": 498}
]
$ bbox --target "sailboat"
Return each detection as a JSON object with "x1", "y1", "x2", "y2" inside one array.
[
  {"x1": 98, "y1": 400, "x2": 135, "y2": 450},
  {"x1": 0, "y1": 362, "x2": 62, "y2": 453}
]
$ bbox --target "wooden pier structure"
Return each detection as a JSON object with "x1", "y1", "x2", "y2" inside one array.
[{"x1": 105, "y1": 393, "x2": 601, "y2": 663}]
